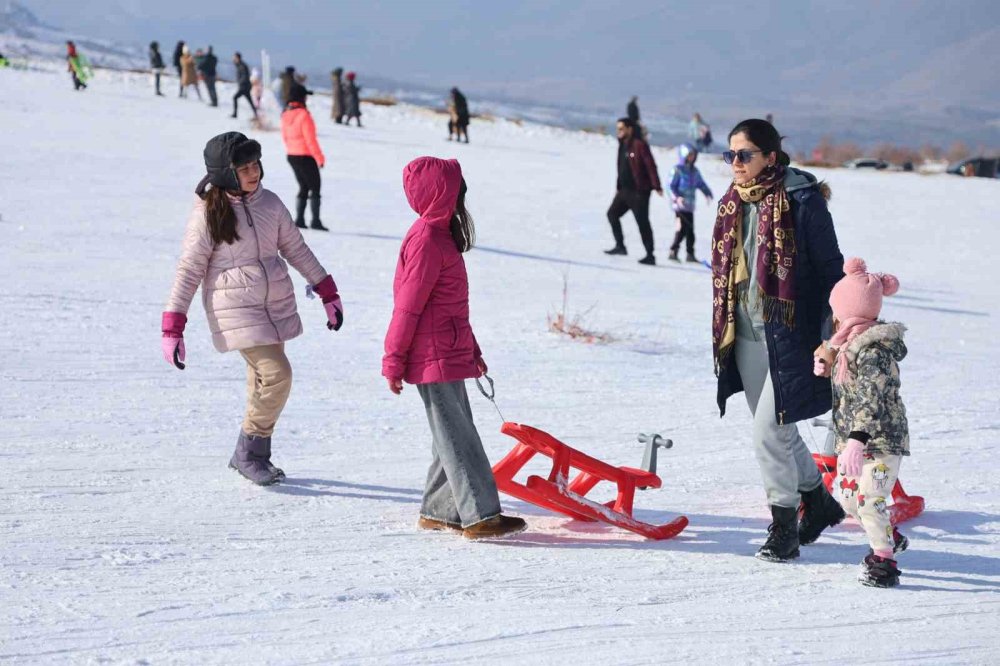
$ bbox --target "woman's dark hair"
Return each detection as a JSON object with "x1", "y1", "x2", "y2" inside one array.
[
  {"x1": 450, "y1": 179, "x2": 475, "y2": 253},
  {"x1": 728, "y1": 118, "x2": 791, "y2": 166},
  {"x1": 202, "y1": 186, "x2": 240, "y2": 245}
]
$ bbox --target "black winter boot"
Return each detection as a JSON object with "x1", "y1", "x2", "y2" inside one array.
[
  {"x1": 309, "y1": 195, "x2": 328, "y2": 231},
  {"x1": 668, "y1": 249, "x2": 680, "y2": 262},
  {"x1": 756, "y1": 505, "x2": 800, "y2": 562},
  {"x1": 294, "y1": 196, "x2": 307, "y2": 228},
  {"x1": 604, "y1": 244, "x2": 627, "y2": 256},
  {"x1": 859, "y1": 553, "x2": 900, "y2": 588},
  {"x1": 798, "y1": 483, "x2": 846, "y2": 545}
]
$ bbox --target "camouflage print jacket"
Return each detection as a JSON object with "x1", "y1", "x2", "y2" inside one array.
[{"x1": 832, "y1": 322, "x2": 910, "y2": 456}]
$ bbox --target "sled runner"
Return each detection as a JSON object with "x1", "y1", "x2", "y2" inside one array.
[
  {"x1": 492, "y1": 422, "x2": 689, "y2": 540},
  {"x1": 813, "y1": 453, "x2": 924, "y2": 524}
]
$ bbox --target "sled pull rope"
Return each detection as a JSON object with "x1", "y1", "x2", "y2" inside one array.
[{"x1": 475, "y1": 373, "x2": 506, "y2": 423}]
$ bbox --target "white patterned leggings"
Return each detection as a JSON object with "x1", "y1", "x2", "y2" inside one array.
[{"x1": 835, "y1": 453, "x2": 902, "y2": 553}]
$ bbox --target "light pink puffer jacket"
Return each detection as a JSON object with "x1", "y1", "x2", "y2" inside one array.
[
  {"x1": 165, "y1": 186, "x2": 329, "y2": 352},
  {"x1": 382, "y1": 157, "x2": 482, "y2": 384}
]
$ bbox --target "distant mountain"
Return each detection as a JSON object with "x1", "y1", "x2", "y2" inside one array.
[
  {"x1": 0, "y1": 1, "x2": 144, "y2": 69},
  {"x1": 6, "y1": 0, "x2": 998, "y2": 151}
]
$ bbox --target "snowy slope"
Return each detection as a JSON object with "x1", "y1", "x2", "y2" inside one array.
[{"x1": 1, "y1": 65, "x2": 999, "y2": 665}]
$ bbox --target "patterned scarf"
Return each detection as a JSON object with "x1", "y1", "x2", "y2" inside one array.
[
  {"x1": 829, "y1": 316, "x2": 877, "y2": 385},
  {"x1": 711, "y1": 164, "x2": 797, "y2": 372}
]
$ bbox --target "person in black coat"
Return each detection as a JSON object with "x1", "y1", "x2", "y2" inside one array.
[
  {"x1": 198, "y1": 46, "x2": 219, "y2": 107},
  {"x1": 626, "y1": 96, "x2": 639, "y2": 123},
  {"x1": 230, "y1": 52, "x2": 257, "y2": 119},
  {"x1": 171, "y1": 40, "x2": 184, "y2": 97},
  {"x1": 448, "y1": 87, "x2": 470, "y2": 142},
  {"x1": 149, "y1": 41, "x2": 165, "y2": 96},
  {"x1": 711, "y1": 118, "x2": 845, "y2": 562}
]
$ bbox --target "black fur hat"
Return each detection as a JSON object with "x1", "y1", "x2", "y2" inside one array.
[{"x1": 196, "y1": 131, "x2": 263, "y2": 195}]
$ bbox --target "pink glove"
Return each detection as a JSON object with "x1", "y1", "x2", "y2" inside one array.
[
  {"x1": 162, "y1": 336, "x2": 186, "y2": 369},
  {"x1": 838, "y1": 438, "x2": 864, "y2": 477},
  {"x1": 161, "y1": 312, "x2": 187, "y2": 370},
  {"x1": 313, "y1": 275, "x2": 343, "y2": 331}
]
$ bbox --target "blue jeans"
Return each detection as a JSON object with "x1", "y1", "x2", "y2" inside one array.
[{"x1": 416, "y1": 381, "x2": 502, "y2": 528}]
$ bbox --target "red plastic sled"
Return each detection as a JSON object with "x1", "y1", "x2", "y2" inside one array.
[
  {"x1": 813, "y1": 453, "x2": 924, "y2": 524},
  {"x1": 492, "y1": 422, "x2": 689, "y2": 540}
]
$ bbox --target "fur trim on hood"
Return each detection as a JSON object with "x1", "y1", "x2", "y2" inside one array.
[{"x1": 842, "y1": 321, "x2": 907, "y2": 367}]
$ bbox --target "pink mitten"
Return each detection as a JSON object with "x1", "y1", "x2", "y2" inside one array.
[
  {"x1": 313, "y1": 275, "x2": 343, "y2": 331},
  {"x1": 813, "y1": 357, "x2": 829, "y2": 377},
  {"x1": 161, "y1": 312, "x2": 187, "y2": 369},
  {"x1": 839, "y1": 438, "x2": 864, "y2": 477}
]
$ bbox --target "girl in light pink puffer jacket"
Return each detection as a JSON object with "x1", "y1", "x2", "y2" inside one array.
[
  {"x1": 162, "y1": 132, "x2": 344, "y2": 486},
  {"x1": 383, "y1": 157, "x2": 525, "y2": 539}
]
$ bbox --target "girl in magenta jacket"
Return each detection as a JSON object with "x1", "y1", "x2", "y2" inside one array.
[
  {"x1": 161, "y1": 132, "x2": 344, "y2": 487},
  {"x1": 382, "y1": 156, "x2": 525, "y2": 539}
]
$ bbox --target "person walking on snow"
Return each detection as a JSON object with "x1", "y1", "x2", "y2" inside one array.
[
  {"x1": 198, "y1": 46, "x2": 219, "y2": 107},
  {"x1": 447, "y1": 87, "x2": 469, "y2": 143},
  {"x1": 66, "y1": 41, "x2": 89, "y2": 90},
  {"x1": 149, "y1": 41, "x2": 165, "y2": 96},
  {"x1": 668, "y1": 143, "x2": 713, "y2": 263},
  {"x1": 383, "y1": 157, "x2": 526, "y2": 540},
  {"x1": 330, "y1": 67, "x2": 346, "y2": 123},
  {"x1": 172, "y1": 41, "x2": 185, "y2": 96},
  {"x1": 689, "y1": 112, "x2": 713, "y2": 151},
  {"x1": 281, "y1": 83, "x2": 328, "y2": 231},
  {"x1": 627, "y1": 95, "x2": 640, "y2": 124},
  {"x1": 813, "y1": 258, "x2": 910, "y2": 588},
  {"x1": 604, "y1": 117, "x2": 662, "y2": 265},
  {"x1": 161, "y1": 132, "x2": 344, "y2": 486},
  {"x1": 343, "y1": 71, "x2": 362, "y2": 127},
  {"x1": 711, "y1": 118, "x2": 845, "y2": 562},
  {"x1": 230, "y1": 52, "x2": 258, "y2": 120},
  {"x1": 179, "y1": 45, "x2": 202, "y2": 100}
]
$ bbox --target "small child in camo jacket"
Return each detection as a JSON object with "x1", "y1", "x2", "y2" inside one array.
[{"x1": 815, "y1": 257, "x2": 910, "y2": 588}]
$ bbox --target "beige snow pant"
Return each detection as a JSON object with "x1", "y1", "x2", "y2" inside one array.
[
  {"x1": 240, "y1": 343, "x2": 292, "y2": 437},
  {"x1": 835, "y1": 453, "x2": 902, "y2": 553}
]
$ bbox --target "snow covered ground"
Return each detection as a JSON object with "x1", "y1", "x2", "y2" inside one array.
[{"x1": 2, "y1": 65, "x2": 999, "y2": 665}]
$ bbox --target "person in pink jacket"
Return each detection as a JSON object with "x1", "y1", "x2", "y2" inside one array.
[
  {"x1": 281, "y1": 83, "x2": 328, "y2": 231},
  {"x1": 383, "y1": 156, "x2": 526, "y2": 539},
  {"x1": 162, "y1": 132, "x2": 344, "y2": 486}
]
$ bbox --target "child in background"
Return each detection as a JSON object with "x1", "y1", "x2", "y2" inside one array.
[
  {"x1": 162, "y1": 132, "x2": 343, "y2": 486},
  {"x1": 814, "y1": 257, "x2": 909, "y2": 587},
  {"x1": 668, "y1": 143, "x2": 712, "y2": 263},
  {"x1": 383, "y1": 156, "x2": 525, "y2": 539}
]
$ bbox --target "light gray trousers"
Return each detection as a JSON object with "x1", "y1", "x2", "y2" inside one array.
[
  {"x1": 734, "y1": 335, "x2": 823, "y2": 508},
  {"x1": 417, "y1": 381, "x2": 502, "y2": 528}
]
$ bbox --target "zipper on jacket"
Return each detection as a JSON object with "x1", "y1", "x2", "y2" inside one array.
[
  {"x1": 241, "y1": 197, "x2": 281, "y2": 340},
  {"x1": 764, "y1": 323, "x2": 786, "y2": 425}
]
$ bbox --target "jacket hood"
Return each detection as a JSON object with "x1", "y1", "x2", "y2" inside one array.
[
  {"x1": 677, "y1": 142, "x2": 697, "y2": 165},
  {"x1": 403, "y1": 157, "x2": 463, "y2": 229},
  {"x1": 784, "y1": 166, "x2": 832, "y2": 200},
  {"x1": 843, "y1": 321, "x2": 907, "y2": 365}
]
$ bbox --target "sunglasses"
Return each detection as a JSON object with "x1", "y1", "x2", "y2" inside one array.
[{"x1": 722, "y1": 149, "x2": 764, "y2": 165}]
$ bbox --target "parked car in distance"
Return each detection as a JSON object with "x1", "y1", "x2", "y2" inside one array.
[
  {"x1": 844, "y1": 157, "x2": 890, "y2": 169},
  {"x1": 946, "y1": 156, "x2": 999, "y2": 179}
]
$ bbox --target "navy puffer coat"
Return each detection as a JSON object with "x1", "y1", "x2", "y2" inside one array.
[{"x1": 716, "y1": 174, "x2": 844, "y2": 425}]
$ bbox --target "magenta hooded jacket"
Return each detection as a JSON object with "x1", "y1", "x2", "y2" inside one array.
[{"x1": 382, "y1": 157, "x2": 482, "y2": 384}]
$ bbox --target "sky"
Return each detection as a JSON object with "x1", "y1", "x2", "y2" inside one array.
[{"x1": 15, "y1": 0, "x2": 1000, "y2": 147}]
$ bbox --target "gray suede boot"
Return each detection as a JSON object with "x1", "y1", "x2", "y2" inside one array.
[
  {"x1": 229, "y1": 432, "x2": 281, "y2": 486},
  {"x1": 261, "y1": 436, "x2": 286, "y2": 481}
]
